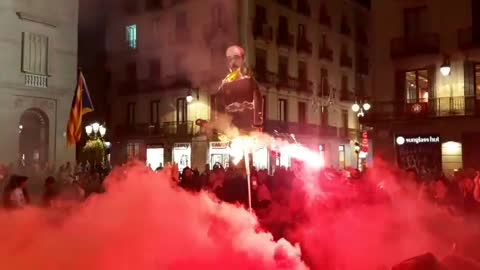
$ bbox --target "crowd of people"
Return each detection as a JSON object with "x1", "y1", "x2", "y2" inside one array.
[{"x1": 0, "y1": 161, "x2": 109, "y2": 209}]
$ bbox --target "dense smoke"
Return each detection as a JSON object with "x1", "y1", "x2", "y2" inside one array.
[
  {"x1": 266, "y1": 159, "x2": 480, "y2": 269},
  {"x1": 0, "y1": 163, "x2": 307, "y2": 270},
  {"x1": 2, "y1": 159, "x2": 480, "y2": 269}
]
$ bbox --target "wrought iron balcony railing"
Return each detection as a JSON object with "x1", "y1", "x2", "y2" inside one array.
[
  {"x1": 390, "y1": 33, "x2": 440, "y2": 58},
  {"x1": 115, "y1": 121, "x2": 194, "y2": 138},
  {"x1": 365, "y1": 97, "x2": 478, "y2": 121}
]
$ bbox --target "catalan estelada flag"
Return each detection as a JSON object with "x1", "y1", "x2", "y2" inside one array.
[{"x1": 66, "y1": 70, "x2": 94, "y2": 145}]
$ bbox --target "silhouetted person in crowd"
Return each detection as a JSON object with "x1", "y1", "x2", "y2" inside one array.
[
  {"x1": 3, "y1": 175, "x2": 29, "y2": 209},
  {"x1": 180, "y1": 167, "x2": 201, "y2": 192},
  {"x1": 43, "y1": 176, "x2": 59, "y2": 207}
]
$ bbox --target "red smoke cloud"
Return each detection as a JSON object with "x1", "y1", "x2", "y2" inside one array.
[
  {"x1": 0, "y1": 159, "x2": 479, "y2": 269},
  {"x1": 0, "y1": 162, "x2": 306, "y2": 270},
  {"x1": 269, "y1": 159, "x2": 480, "y2": 269}
]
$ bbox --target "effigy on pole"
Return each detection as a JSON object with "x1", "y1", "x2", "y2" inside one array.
[{"x1": 213, "y1": 45, "x2": 264, "y2": 212}]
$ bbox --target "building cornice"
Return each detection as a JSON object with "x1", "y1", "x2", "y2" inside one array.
[{"x1": 16, "y1": 12, "x2": 57, "y2": 28}]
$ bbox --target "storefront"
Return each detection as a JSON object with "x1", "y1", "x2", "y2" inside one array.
[
  {"x1": 209, "y1": 141, "x2": 230, "y2": 169},
  {"x1": 146, "y1": 145, "x2": 164, "y2": 170},
  {"x1": 252, "y1": 144, "x2": 269, "y2": 170},
  {"x1": 395, "y1": 134, "x2": 442, "y2": 177},
  {"x1": 173, "y1": 143, "x2": 192, "y2": 172}
]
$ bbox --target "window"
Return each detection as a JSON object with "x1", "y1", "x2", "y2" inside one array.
[
  {"x1": 298, "y1": 61, "x2": 307, "y2": 82},
  {"x1": 339, "y1": 145, "x2": 346, "y2": 168},
  {"x1": 278, "y1": 55, "x2": 289, "y2": 82},
  {"x1": 356, "y1": 75, "x2": 365, "y2": 97},
  {"x1": 404, "y1": 7, "x2": 428, "y2": 39},
  {"x1": 298, "y1": 102, "x2": 306, "y2": 124},
  {"x1": 341, "y1": 75, "x2": 349, "y2": 93},
  {"x1": 261, "y1": 95, "x2": 268, "y2": 122},
  {"x1": 149, "y1": 59, "x2": 161, "y2": 79},
  {"x1": 319, "y1": 3, "x2": 330, "y2": 26},
  {"x1": 124, "y1": 0, "x2": 137, "y2": 14},
  {"x1": 342, "y1": 109, "x2": 349, "y2": 135},
  {"x1": 279, "y1": 16, "x2": 288, "y2": 30},
  {"x1": 319, "y1": 68, "x2": 329, "y2": 96},
  {"x1": 127, "y1": 103, "x2": 136, "y2": 125},
  {"x1": 176, "y1": 98, "x2": 188, "y2": 123},
  {"x1": 340, "y1": 15, "x2": 351, "y2": 35},
  {"x1": 175, "y1": 11, "x2": 187, "y2": 30},
  {"x1": 255, "y1": 5, "x2": 267, "y2": 21},
  {"x1": 126, "y1": 62, "x2": 137, "y2": 81},
  {"x1": 175, "y1": 11, "x2": 189, "y2": 42},
  {"x1": 298, "y1": 24, "x2": 306, "y2": 39},
  {"x1": 255, "y1": 48, "x2": 267, "y2": 72},
  {"x1": 320, "y1": 107, "x2": 329, "y2": 126},
  {"x1": 475, "y1": 64, "x2": 480, "y2": 99},
  {"x1": 22, "y1": 32, "x2": 49, "y2": 75},
  {"x1": 153, "y1": 17, "x2": 161, "y2": 34},
  {"x1": 212, "y1": 3, "x2": 224, "y2": 27},
  {"x1": 278, "y1": 99, "x2": 288, "y2": 122},
  {"x1": 146, "y1": 0, "x2": 162, "y2": 10},
  {"x1": 320, "y1": 34, "x2": 328, "y2": 48},
  {"x1": 341, "y1": 43, "x2": 348, "y2": 57},
  {"x1": 405, "y1": 69, "x2": 429, "y2": 102},
  {"x1": 150, "y1": 100, "x2": 160, "y2": 124},
  {"x1": 126, "y1": 24, "x2": 137, "y2": 49},
  {"x1": 126, "y1": 143, "x2": 140, "y2": 160}
]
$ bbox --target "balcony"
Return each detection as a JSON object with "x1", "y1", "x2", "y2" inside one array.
[
  {"x1": 117, "y1": 76, "x2": 192, "y2": 96},
  {"x1": 264, "y1": 120, "x2": 337, "y2": 137},
  {"x1": 145, "y1": 0, "x2": 163, "y2": 10},
  {"x1": 390, "y1": 33, "x2": 440, "y2": 58},
  {"x1": 297, "y1": 79, "x2": 313, "y2": 95},
  {"x1": 297, "y1": 37, "x2": 312, "y2": 55},
  {"x1": 458, "y1": 26, "x2": 480, "y2": 50},
  {"x1": 340, "y1": 90, "x2": 355, "y2": 102},
  {"x1": 318, "y1": 47, "x2": 333, "y2": 61},
  {"x1": 276, "y1": 0, "x2": 292, "y2": 8},
  {"x1": 356, "y1": 28, "x2": 368, "y2": 45},
  {"x1": 115, "y1": 121, "x2": 194, "y2": 138},
  {"x1": 277, "y1": 31, "x2": 295, "y2": 49},
  {"x1": 340, "y1": 22, "x2": 351, "y2": 36},
  {"x1": 319, "y1": 13, "x2": 331, "y2": 28},
  {"x1": 277, "y1": 75, "x2": 297, "y2": 89},
  {"x1": 365, "y1": 97, "x2": 478, "y2": 121},
  {"x1": 356, "y1": 55, "x2": 369, "y2": 75},
  {"x1": 340, "y1": 54, "x2": 353, "y2": 68},
  {"x1": 253, "y1": 20, "x2": 273, "y2": 42},
  {"x1": 117, "y1": 80, "x2": 139, "y2": 95},
  {"x1": 25, "y1": 73, "x2": 48, "y2": 88},
  {"x1": 255, "y1": 69, "x2": 277, "y2": 85},
  {"x1": 297, "y1": 0, "x2": 311, "y2": 16}
]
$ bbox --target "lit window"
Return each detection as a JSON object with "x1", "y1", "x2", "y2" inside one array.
[
  {"x1": 126, "y1": 24, "x2": 137, "y2": 49},
  {"x1": 405, "y1": 69, "x2": 429, "y2": 103}
]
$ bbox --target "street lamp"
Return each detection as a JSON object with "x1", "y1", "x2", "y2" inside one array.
[
  {"x1": 84, "y1": 122, "x2": 108, "y2": 167},
  {"x1": 352, "y1": 100, "x2": 371, "y2": 118},
  {"x1": 440, "y1": 56, "x2": 451, "y2": 77},
  {"x1": 85, "y1": 122, "x2": 106, "y2": 139},
  {"x1": 186, "y1": 87, "x2": 199, "y2": 103}
]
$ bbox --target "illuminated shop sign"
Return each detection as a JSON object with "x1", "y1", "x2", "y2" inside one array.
[
  {"x1": 396, "y1": 135, "x2": 440, "y2": 145},
  {"x1": 173, "y1": 143, "x2": 191, "y2": 149},
  {"x1": 210, "y1": 142, "x2": 229, "y2": 149}
]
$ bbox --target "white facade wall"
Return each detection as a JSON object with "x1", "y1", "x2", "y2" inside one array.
[{"x1": 0, "y1": 0, "x2": 78, "y2": 167}]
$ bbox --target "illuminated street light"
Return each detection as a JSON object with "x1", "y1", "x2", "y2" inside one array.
[
  {"x1": 186, "y1": 94, "x2": 194, "y2": 103},
  {"x1": 352, "y1": 101, "x2": 371, "y2": 118},
  {"x1": 362, "y1": 102, "x2": 371, "y2": 111},
  {"x1": 85, "y1": 122, "x2": 106, "y2": 138},
  {"x1": 186, "y1": 87, "x2": 199, "y2": 103},
  {"x1": 440, "y1": 56, "x2": 451, "y2": 77},
  {"x1": 352, "y1": 103, "x2": 360, "y2": 112}
]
